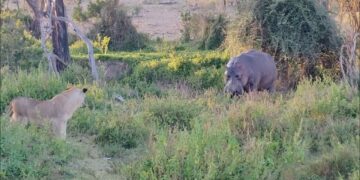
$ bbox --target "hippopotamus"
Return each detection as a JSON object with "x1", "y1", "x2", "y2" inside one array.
[{"x1": 224, "y1": 49, "x2": 277, "y2": 97}]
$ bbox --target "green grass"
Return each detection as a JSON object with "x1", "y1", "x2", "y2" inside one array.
[
  {"x1": 0, "y1": 51, "x2": 359, "y2": 179},
  {"x1": 0, "y1": 117, "x2": 76, "y2": 179}
]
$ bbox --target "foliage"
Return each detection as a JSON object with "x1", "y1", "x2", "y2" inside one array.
[
  {"x1": 72, "y1": 51, "x2": 229, "y2": 93},
  {"x1": 180, "y1": 12, "x2": 228, "y2": 50},
  {"x1": 72, "y1": 0, "x2": 87, "y2": 21},
  {"x1": 69, "y1": 34, "x2": 110, "y2": 55},
  {"x1": 0, "y1": 10, "x2": 43, "y2": 69},
  {"x1": 61, "y1": 63, "x2": 93, "y2": 84},
  {"x1": 200, "y1": 14, "x2": 228, "y2": 50},
  {"x1": 180, "y1": 10, "x2": 192, "y2": 43},
  {"x1": 127, "y1": 119, "x2": 242, "y2": 179},
  {"x1": 121, "y1": 51, "x2": 229, "y2": 93},
  {"x1": 72, "y1": 0, "x2": 148, "y2": 51},
  {"x1": 0, "y1": 67, "x2": 66, "y2": 114},
  {"x1": 142, "y1": 96, "x2": 201, "y2": 131},
  {"x1": 0, "y1": 117, "x2": 76, "y2": 179},
  {"x1": 95, "y1": 106, "x2": 148, "y2": 149},
  {"x1": 1, "y1": 0, "x2": 358, "y2": 178},
  {"x1": 126, "y1": 78, "x2": 359, "y2": 179},
  {"x1": 0, "y1": 59, "x2": 358, "y2": 179},
  {"x1": 229, "y1": 0, "x2": 342, "y2": 86},
  {"x1": 69, "y1": 40, "x2": 96, "y2": 55},
  {"x1": 93, "y1": 34, "x2": 111, "y2": 54},
  {"x1": 254, "y1": 0, "x2": 341, "y2": 59}
]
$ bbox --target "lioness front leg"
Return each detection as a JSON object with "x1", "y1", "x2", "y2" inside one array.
[{"x1": 52, "y1": 120, "x2": 67, "y2": 140}]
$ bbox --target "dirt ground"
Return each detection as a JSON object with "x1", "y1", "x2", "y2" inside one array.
[{"x1": 5, "y1": 0, "x2": 237, "y2": 40}]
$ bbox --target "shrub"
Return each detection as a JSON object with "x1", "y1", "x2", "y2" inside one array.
[
  {"x1": 121, "y1": 51, "x2": 228, "y2": 93},
  {"x1": 93, "y1": 34, "x2": 110, "y2": 54},
  {"x1": 126, "y1": 116, "x2": 243, "y2": 179},
  {"x1": 201, "y1": 14, "x2": 228, "y2": 50},
  {"x1": 180, "y1": 10, "x2": 192, "y2": 43},
  {"x1": 60, "y1": 63, "x2": 92, "y2": 84},
  {"x1": 254, "y1": 0, "x2": 341, "y2": 59},
  {"x1": 188, "y1": 67, "x2": 224, "y2": 90},
  {"x1": 142, "y1": 95, "x2": 201, "y2": 131},
  {"x1": 68, "y1": 108, "x2": 99, "y2": 135},
  {"x1": 227, "y1": 93, "x2": 283, "y2": 143},
  {"x1": 0, "y1": 67, "x2": 66, "y2": 114},
  {"x1": 69, "y1": 40, "x2": 100, "y2": 55},
  {"x1": 180, "y1": 12, "x2": 228, "y2": 50},
  {"x1": 80, "y1": 0, "x2": 148, "y2": 51},
  {"x1": 95, "y1": 107, "x2": 147, "y2": 149},
  {"x1": 281, "y1": 145, "x2": 360, "y2": 179},
  {"x1": 0, "y1": 10, "x2": 43, "y2": 69},
  {"x1": 0, "y1": 117, "x2": 76, "y2": 179},
  {"x1": 229, "y1": 0, "x2": 342, "y2": 87}
]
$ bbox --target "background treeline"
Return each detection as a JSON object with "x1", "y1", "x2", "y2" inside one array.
[{"x1": 1, "y1": 0, "x2": 358, "y2": 89}]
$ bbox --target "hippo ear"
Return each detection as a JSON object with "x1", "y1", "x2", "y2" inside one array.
[{"x1": 82, "y1": 88, "x2": 88, "y2": 93}]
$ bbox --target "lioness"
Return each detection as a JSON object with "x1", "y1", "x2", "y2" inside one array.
[{"x1": 9, "y1": 87, "x2": 88, "y2": 139}]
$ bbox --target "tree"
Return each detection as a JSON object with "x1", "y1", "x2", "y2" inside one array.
[
  {"x1": 25, "y1": 0, "x2": 70, "y2": 72},
  {"x1": 51, "y1": 0, "x2": 70, "y2": 71},
  {"x1": 25, "y1": 0, "x2": 99, "y2": 81}
]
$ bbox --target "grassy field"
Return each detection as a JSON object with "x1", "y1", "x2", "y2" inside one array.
[{"x1": 0, "y1": 51, "x2": 359, "y2": 179}]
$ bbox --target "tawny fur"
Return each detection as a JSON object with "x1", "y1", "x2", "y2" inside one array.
[{"x1": 9, "y1": 87, "x2": 87, "y2": 139}]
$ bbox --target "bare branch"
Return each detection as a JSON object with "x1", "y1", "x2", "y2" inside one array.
[
  {"x1": 53, "y1": 16, "x2": 99, "y2": 82},
  {"x1": 340, "y1": 32, "x2": 359, "y2": 94}
]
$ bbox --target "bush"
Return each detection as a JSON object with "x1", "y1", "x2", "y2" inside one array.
[
  {"x1": 121, "y1": 51, "x2": 228, "y2": 93},
  {"x1": 0, "y1": 67, "x2": 66, "y2": 114},
  {"x1": 76, "y1": 0, "x2": 148, "y2": 51},
  {"x1": 180, "y1": 12, "x2": 228, "y2": 50},
  {"x1": 188, "y1": 67, "x2": 224, "y2": 90},
  {"x1": 69, "y1": 40, "x2": 100, "y2": 55},
  {"x1": 281, "y1": 145, "x2": 360, "y2": 179},
  {"x1": 142, "y1": 95, "x2": 201, "y2": 131},
  {"x1": 60, "y1": 63, "x2": 93, "y2": 84},
  {"x1": 227, "y1": 93, "x2": 282, "y2": 143},
  {"x1": 0, "y1": 10, "x2": 43, "y2": 69},
  {"x1": 254, "y1": 0, "x2": 340, "y2": 59},
  {"x1": 127, "y1": 78, "x2": 356, "y2": 179},
  {"x1": 229, "y1": 0, "x2": 342, "y2": 87},
  {"x1": 201, "y1": 14, "x2": 228, "y2": 50},
  {"x1": 126, "y1": 115, "x2": 243, "y2": 179},
  {"x1": 0, "y1": 117, "x2": 76, "y2": 179},
  {"x1": 68, "y1": 108, "x2": 99, "y2": 135},
  {"x1": 95, "y1": 107, "x2": 147, "y2": 149}
]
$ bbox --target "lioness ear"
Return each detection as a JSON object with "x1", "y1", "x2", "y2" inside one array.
[{"x1": 82, "y1": 88, "x2": 88, "y2": 93}]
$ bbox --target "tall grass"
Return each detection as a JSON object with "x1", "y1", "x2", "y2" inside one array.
[
  {"x1": 0, "y1": 117, "x2": 76, "y2": 179},
  {"x1": 0, "y1": 62, "x2": 358, "y2": 179},
  {"x1": 125, "y1": 78, "x2": 359, "y2": 179}
]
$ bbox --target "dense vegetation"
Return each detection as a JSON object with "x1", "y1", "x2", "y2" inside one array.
[
  {"x1": 0, "y1": 65, "x2": 359, "y2": 179},
  {"x1": 0, "y1": 0, "x2": 359, "y2": 179}
]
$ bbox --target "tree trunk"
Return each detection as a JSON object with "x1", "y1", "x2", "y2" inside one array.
[
  {"x1": 55, "y1": 16, "x2": 99, "y2": 81},
  {"x1": 51, "y1": 0, "x2": 70, "y2": 71},
  {"x1": 26, "y1": 0, "x2": 99, "y2": 81}
]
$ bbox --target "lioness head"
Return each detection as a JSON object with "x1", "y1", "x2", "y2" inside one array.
[{"x1": 62, "y1": 87, "x2": 88, "y2": 111}]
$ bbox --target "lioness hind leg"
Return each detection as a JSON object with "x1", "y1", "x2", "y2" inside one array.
[{"x1": 10, "y1": 113, "x2": 18, "y2": 122}]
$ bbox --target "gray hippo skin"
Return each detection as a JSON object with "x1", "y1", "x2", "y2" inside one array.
[{"x1": 224, "y1": 49, "x2": 277, "y2": 96}]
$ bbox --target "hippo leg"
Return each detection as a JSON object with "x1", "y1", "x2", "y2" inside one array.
[
  {"x1": 268, "y1": 84, "x2": 276, "y2": 93},
  {"x1": 249, "y1": 76, "x2": 260, "y2": 92}
]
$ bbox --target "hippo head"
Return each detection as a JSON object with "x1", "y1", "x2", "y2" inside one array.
[{"x1": 224, "y1": 58, "x2": 248, "y2": 97}]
